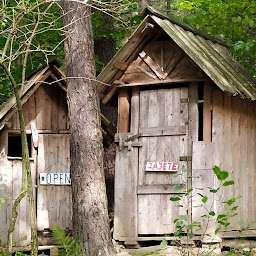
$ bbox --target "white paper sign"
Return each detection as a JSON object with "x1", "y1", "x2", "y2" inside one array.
[
  {"x1": 31, "y1": 122, "x2": 38, "y2": 148},
  {"x1": 145, "y1": 162, "x2": 178, "y2": 172},
  {"x1": 40, "y1": 173, "x2": 71, "y2": 185}
]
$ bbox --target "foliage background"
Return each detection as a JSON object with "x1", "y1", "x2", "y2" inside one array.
[{"x1": 0, "y1": 0, "x2": 255, "y2": 105}]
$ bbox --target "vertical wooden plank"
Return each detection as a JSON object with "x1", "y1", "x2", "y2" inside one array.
[
  {"x1": 51, "y1": 86, "x2": 60, "y2": 133},
  {"x1": 188, "y1": 82, "x2": 199, "y2": 221},
  {"x1": 37, "y1": 134, "x2": 49, "y2": 230},
  {"x1": 203, "y1": 81, "x2": 212, "y2": 142},
  {"x1": 246, "y1": 99, "x2": 254, "y2": 227},
  {"x1": 145, "y1": 90, "x2": 158, "y2": 185},
  {"x1": 222, "y1": 94, "x2": 233, "y2": 222},
  {"x1": 37, "y1": 134, "x2": 72, "y2": 231},
  {"x1": 228, "y1": 96, "x2": 240, "y2": 229},
  {"x1": 179, "y1": 87, "x2": 189, "y2": 185},
  {"x1": 58, "y1": 90, "x2": 68, "y2": 131},
  {"x1": 239, "y1": 98, "x2": 248, "y2": 226},
  {"x1": 35, "y1": 85, "x2": 52, "y2": 130},
  {"x1": 23, "y1": 93, "x2": 36, "y2": 130},
  {"x1": 138, "y1": 90, "x2": 149, "y2": 186},
  {"x1": 130, "y1": 87, "x2": 140, "y2": 133},
  {"x1": 253, "y1": 102, "x2": 256, "y2": 228},
  {"x1": 114, "y1": 145, "x2": 138, "y2": 239},
  {"x1": 0, "y1": 130, "x2": 7, "y2": 245},
  {"x1": 211, "y1": 89, "x2": 223, "y2": 224},
  {"x1": 118, "y1": 88, "x2": 130, "y2": 133},
  {"x1": 212, "y1": 89, "x2": 223, "y2": 167}
]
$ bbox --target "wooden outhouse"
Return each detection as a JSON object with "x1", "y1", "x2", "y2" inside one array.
[
  {"x1": 0, "y1": 61, "x2": 115, "y2": 249},
  {"x1": 97, "y1": 7, "x2": 256, "y2": 246}
]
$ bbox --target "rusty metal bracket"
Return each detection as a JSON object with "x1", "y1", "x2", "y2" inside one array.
[{"x1": 180, "y1": 156, "x2": 192, "y2": 161}]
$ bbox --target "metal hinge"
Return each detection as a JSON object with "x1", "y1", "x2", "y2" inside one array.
[
  {"x1": 180, "y1": 156, "x2": 192, "y2": 161},
  {"x1": 180, "y1": 98, "x2": 198, "y2": 103}
]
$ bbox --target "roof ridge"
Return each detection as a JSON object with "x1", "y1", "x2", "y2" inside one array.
[{"x1": 140, "y1": 5, "x2": 227, "y2": 46}]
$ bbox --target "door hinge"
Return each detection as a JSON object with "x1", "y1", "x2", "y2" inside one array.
[
  {"x1": 180, "y1": 98, "x2": 197, "y2": 103},
  {"x1": 180, "y1": 156, "x2": 192, "y2": 161}
]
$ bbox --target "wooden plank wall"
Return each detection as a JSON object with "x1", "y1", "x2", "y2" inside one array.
[
  {"x1": 137, "y1": 87, "x2": 188, "y2": 235},
  {"x1": 37, "y1": 134, "x2": 72, "y2": 231},
  {"x1": 0, "y1": 130, "x2": 36, "y2": 246},
  {"x1": 113, "y1": 87, "x2": 139, "y2": 241},
  {"x1": 192, "y1": 141, "x2": 217, "y2": 241},
  {"x1": 8, "y1": 83, "x2": 69, "y2": 132},
  {"x1": 0, "y1": 82, "x2": 70, "y2": 246},
  {"x1": 212, "y1": 89, "x2": 256, "y2": 232},
  {"x1": 121, "y1": 40, "x2": 208, "y2": 84}
]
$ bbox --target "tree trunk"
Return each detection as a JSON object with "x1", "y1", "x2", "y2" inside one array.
[{"x1": 61, "y1": 2, "x2": 116, "y2": 256}]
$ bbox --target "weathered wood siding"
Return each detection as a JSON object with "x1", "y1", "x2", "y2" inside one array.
[
  {"x1": 8, "y1": 83, "x2": 69, "y2": 132},
  {"x1": 37, "y1": 134, "x2": 71, "y2": 231},
  {"x1": 0, "y1": 130, "x2": 36, "y2": 246},
  {"x1": 0, "y1": 83, "x2": 71, "y2": 247},
  {"x1": 114, "y1": 85, "x2": 200, "y2": 240},
  {"x1": 121, "y1": 40, "x2": 207, "y2": 84},
  {"x1": 137, "y1": 87, "x2": 188, "y2": 235},
  {"x1": 192, "y1": 86, "x2": 256, "y2": 236},
  {"x1": 212, "y1": 90, "x2": 256, "y2": 231}
]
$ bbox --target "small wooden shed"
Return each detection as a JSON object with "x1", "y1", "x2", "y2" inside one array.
[
  {"x1": 0, "y1": 61, "x2": 115, "y2": 249},
  {"x1": 97, "y1": 7, "x2": 256, "y2": 246}
]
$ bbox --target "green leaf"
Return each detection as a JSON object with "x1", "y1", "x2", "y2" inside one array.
[
  {"x1": 209, "y1": 8, "x2": 215, "y2": 14},
  {"x1": 209, "y1": 211, "x2": 216, "y2": 216},
  {"x1": 185, "y1": 188, "x2": 193, "y2": 196},
  {"x1": 182, "y1": 215, "x2": 190, "y2": 221},
  {"x1": 223, "y1": 180, "x2": 234, "y2": 186},
  {"x1": 202, "y1": 196, "x2": 208, "y2": 203},
  {"x1": 170, "y1": 197, "x2": 181, "y2": 201},
  {"x1": 174, "y1": 185, "x2": 184, "y2": 191},
  {"x1": 176, "y1": 220, "x2": 184, "y2": 227},
  {"x1": 213, "y1": 166, "x2": 228, "y2": 180},
  {"x1": 188, "y1": 233, "x2": 194, "y2": 239},
  {"x1": 174, "y1": 218, "x2": 179, "y2": 223},
  {"x1": 160, "y1": 239, "x2": 168, "y2": 248},
  {"x1": 215, "y1": 227, "x2": 221, "y2": 234},
  {"x1": 170, "y1": 173, "x2": 180, "y2": 178},
  {"x1": 226, "y1": 198, "x2": 236, "y2": 206},
  {"x1": 232, "y1": 17, "x2": 237, "y2": 23},
  {"x1": 181, "y1": 166, "x2": 187, "y2": 172},
  {"x1": 236, "y1": 220, "x2": 244, "y2": 225},
  {"x1": 231, "y1": 206, "x2": 238, "y2": 211},
  {"x1": 208, "y1": 187, "x2": 219, "y2": 193},
  {"x1": 249, "y1": 20, "x2": 254, "y2": 28}
]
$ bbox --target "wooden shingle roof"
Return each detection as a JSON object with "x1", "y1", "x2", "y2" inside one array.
[{"x1": 97, "y1": 6, "x2": 256, "y2": 100}]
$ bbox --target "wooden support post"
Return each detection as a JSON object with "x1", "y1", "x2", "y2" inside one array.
[
  {"x1": 118, "y1": 88, "x2": 130, "y2": 133},
  {"x1": 203, "y1": 81, "x2": 212, "y2": 142}
]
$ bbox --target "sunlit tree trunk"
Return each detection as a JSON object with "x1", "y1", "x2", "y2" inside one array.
[{"x1": 61, "y1": 2, "x2": 116, "y2": 255}]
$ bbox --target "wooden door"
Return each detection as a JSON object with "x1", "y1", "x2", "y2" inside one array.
[
  {"x1": 114, "y1": 86, "x2": 195, "y2": 240},
  {"x1": 137, "y1": 87, "x2": 189, "y2": 235},
  {"x1": 37, "y1": 134, "x2": 72, "y2": 231}
]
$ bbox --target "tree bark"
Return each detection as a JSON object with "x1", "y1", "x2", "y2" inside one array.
[{"x1": 61, "y1": 2, "x2": 116, "y2": 256}]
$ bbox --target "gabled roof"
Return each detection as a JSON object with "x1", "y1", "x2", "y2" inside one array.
[
  {"x1": 97, "y1": 6, "x2": 256, "y2": 100},
  {"x1": 0, "y1": 61, "x2": 66, "y2": 130},
  {"x1": 0, "y1": 61, "x2": 116, "y2": 140}
]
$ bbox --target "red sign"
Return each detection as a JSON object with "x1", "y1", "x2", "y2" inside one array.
[{"x1": 145, "y1": 162, "x2": 178, "y2": 172}]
